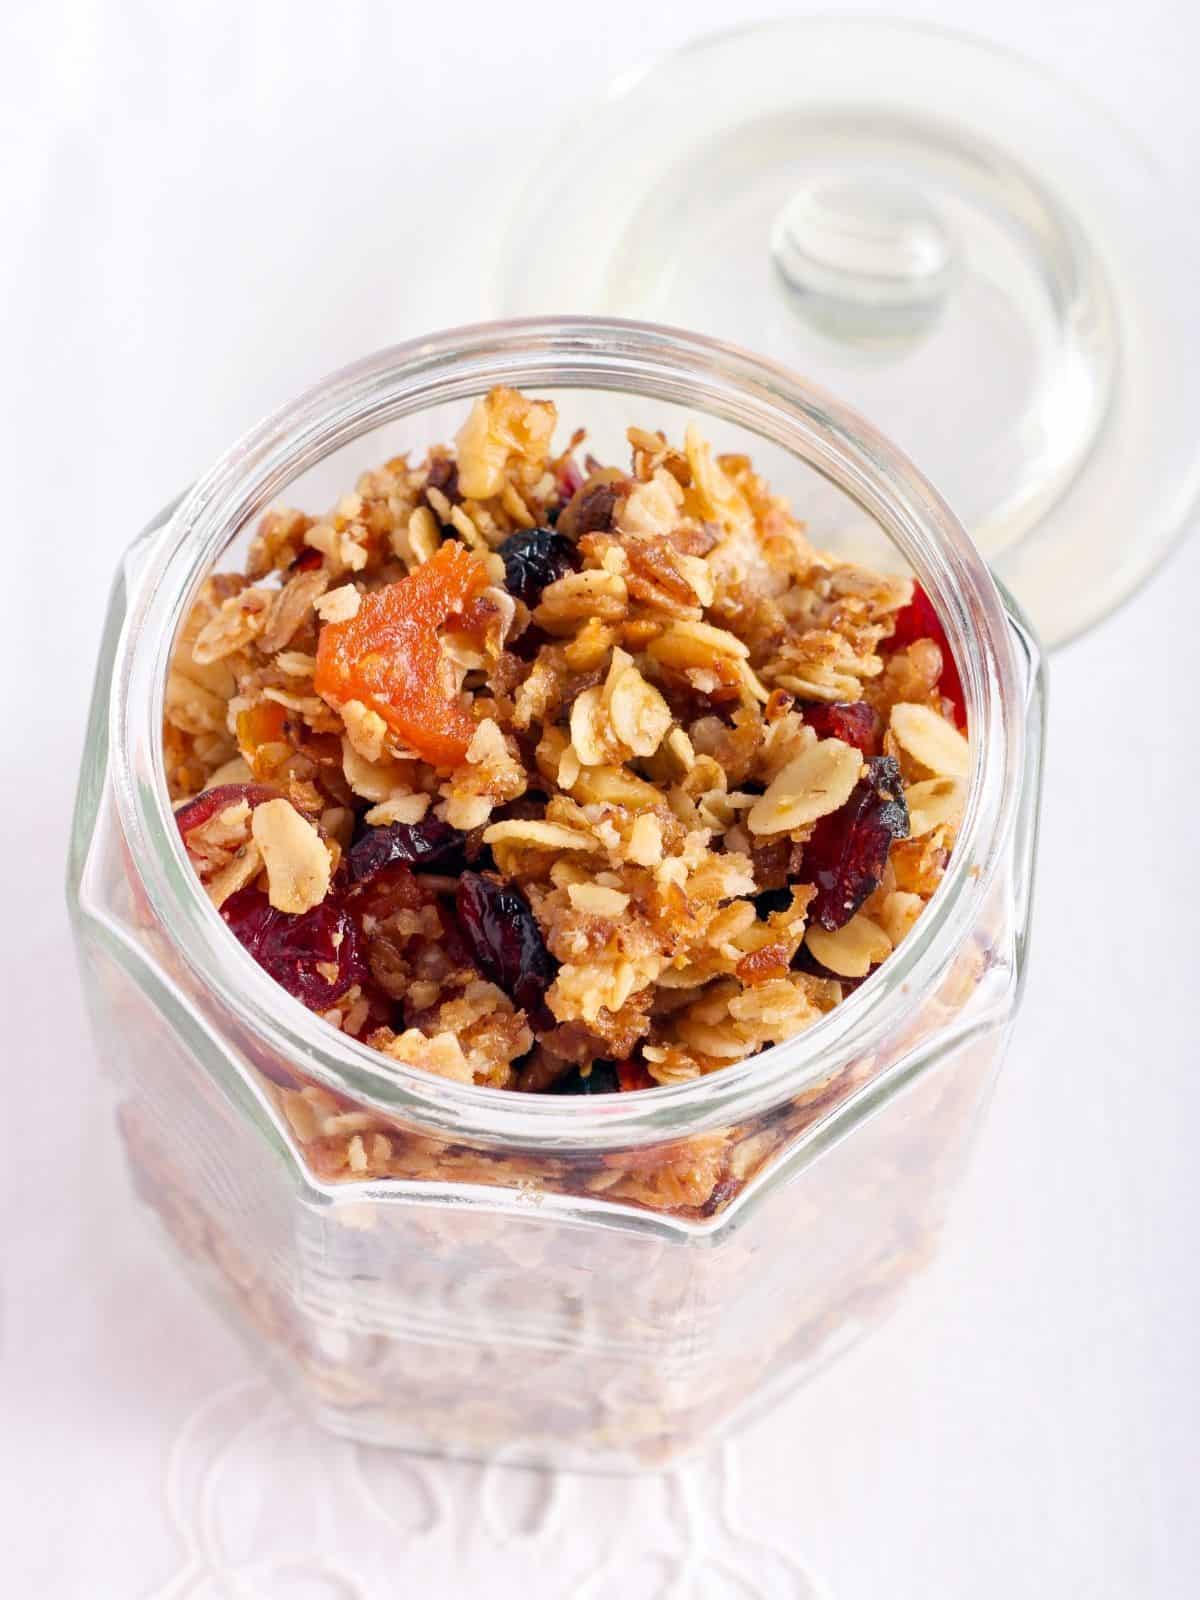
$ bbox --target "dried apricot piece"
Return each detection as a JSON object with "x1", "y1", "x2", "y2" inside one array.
[{"x1": 314, "y1": 541, "x2": 488, "y2": 768}]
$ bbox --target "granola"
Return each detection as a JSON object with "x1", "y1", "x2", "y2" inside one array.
[{"x1": 167, "y1": 387, "x2": 969, "y2": 1103}]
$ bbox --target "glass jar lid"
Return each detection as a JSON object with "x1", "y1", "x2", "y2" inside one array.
[{"x1": 495, "y1": 19, "x2": 1200, "y2": 647}]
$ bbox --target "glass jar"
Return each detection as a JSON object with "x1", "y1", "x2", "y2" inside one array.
[{"x1": 67, "y1": 318, "x2": 1043, "y2": 1471}]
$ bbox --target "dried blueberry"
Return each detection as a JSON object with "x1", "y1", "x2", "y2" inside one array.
[
  {"x1": 498, "y1": 527, "x2": 579, "y2": 608},
  {"x1": 455, "y1": 871, "x2": 558, "y2": 1026},
  {"x1": 549, "y1": 1061, "x2": 620, "y2": 1094},
  {"x1": 347, "y1": 817, "x2": 465, "y2": 883},
  {"x1": 803, "y1": 755, "x2": 910, "y2": 931}
]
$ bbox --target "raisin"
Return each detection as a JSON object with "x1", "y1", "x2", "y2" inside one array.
[
  {"x1": 424, "y1": 455, "x2": 460, "y2": 506},
  {"x1": 888, "y1": 583, "x2": 966, "y2": 729},
  {"x1": 803, "y1": 755, "x2": 910, "y2": 931},
  {"x1": 455, "y1": 871, "x2": 557, "y2": 1026},
  {"x1": 801, "y1": 700, "x2": 882, "y2": 755},
  {"x1": 498, "y1": 527, "x2": 580, "y2": 607},
  {"x1": 347, "y1": 817, "x2": 465, "y2": 883},
  {"x1": 549, "y1": 1060, "x2": 620, "y2": 1094},
  {"x1": 701, "y1": 1175, "x2": 739, "y2": 1217},
  {"x1": 558, "y1": 471, "x2": 629, "y2": 538},
  {"x1": 288, "y1": 546, "x2": 324, "y2": 574},
  {"x1": 221, "y1": 885, "x2": 369, "y2": 1011}
]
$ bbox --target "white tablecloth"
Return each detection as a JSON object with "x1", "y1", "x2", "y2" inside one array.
[{"x1": 4, "y1": 1, "x2": 1198, "y2": 1594}]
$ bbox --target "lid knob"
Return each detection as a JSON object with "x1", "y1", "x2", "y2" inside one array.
[{"x1": 771, "y1": 176, "x2": 958, "y2": 345}]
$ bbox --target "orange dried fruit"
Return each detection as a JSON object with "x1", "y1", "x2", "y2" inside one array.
[
  {"x1": 314, "y1": 541, "x2": 488, "y2": 768},
  {"x1": 236, "y1": 699, "x2": 290, "y2": 781}
]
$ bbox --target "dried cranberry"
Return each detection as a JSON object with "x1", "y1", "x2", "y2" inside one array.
[
  {"x1": 455, "y1": 871, "x2": 557, "y2": 1026},
  {"x1": 555, "y1": 458, "x2": 585, "y2": 502},
  {"x1": 801, "y1": 701, "x2": 882, "y2": 755},
  {"x1": 288, "y1": 547, "x2": 324, "y2": 574},
  {"x1": 803, "y1": 756, "x2": 910, "y2": 931},
  {"x1": 347, "y1": 817, "x2": 465, "y2": 883},
  {"x1": 175, "y1": 783, "x2": 283, "y2": 837},
  {"x1": 221, "y1": 886, "x2": 369, "y2": 1010},
  {"x1": 498, "y1": 527, "x2": 579, "y2": 608},
  {"x1": 889, "y1": 583, "x2": 966, "y2": 729},
  {"x1": 549, "y1": 1060, "x2": 620, "y2": 1094}
]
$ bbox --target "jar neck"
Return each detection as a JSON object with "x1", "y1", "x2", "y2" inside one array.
[{"x1": 112, "y1": 317, "x2": 1028, "y2": 1152}]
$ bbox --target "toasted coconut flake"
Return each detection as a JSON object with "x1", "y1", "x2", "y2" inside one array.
[
  {"x1": 890, "y1": 703, "x2": 971, "y2": 778},
  {"x1": 340, "y1": 699, "x2": 389, "y2": 764},
  {"x1": 805, "y1": 913, "x2": 892, "y2": 978},
  {"x1": 606, "y1": 654, "x2": 672, "y2": 758},
  {"x1": 315, "y1": 584, "x2": 361, "y2": 624},
  {"x1": 878, "y1": 890, "x2": 924, "y2": 947},
  {"x1": 251, "y1": 799, "x2": 332, "y2": 914},
  {"x1": 567, "y1": 883, "x2": 630, "y2": 917},
  {"x1": 569, "y1": 685, "x2": 613, "y2": 768},
  {"x1": 205, "y1": 842, "x2": 264, "y2": 909},
  {"x1": 746, "y1": 738, "x2": 862, "y2": 836},
  {"x1": 906, "y1": 776, "x2": 967, "y2": 836},
  {"x1": 364, "y1": 794, "x2": 431, "y2": 826},
  {"x1": 482, "y1": 819, "x2": 595, "y2": 852}
]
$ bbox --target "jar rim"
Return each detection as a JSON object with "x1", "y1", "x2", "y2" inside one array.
[{"x1": 112, "y1": 316, "x2": 1027, "y2": 1151}]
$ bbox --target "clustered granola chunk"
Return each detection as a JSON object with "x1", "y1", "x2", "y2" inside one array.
[{"x1": 166, "y1": 387, "x2": 970, "y2": 1094}]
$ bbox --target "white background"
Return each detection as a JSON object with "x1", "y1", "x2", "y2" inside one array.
[{"x1": 3, "y1": 1, "x2": 1199, "y2": 1595}]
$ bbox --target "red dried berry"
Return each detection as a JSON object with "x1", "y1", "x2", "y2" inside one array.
[
  {"x1": 346, "y1": 817, "x2": 465, "y2": 883},
  {"x1": 555, "y1": 458, "x2": 585, "y2": 502},
  {"x1": 800, "y1": 701, "x2": 882, "y2": 755},
  {"x1": 221, "y1": 885, "x2": 369, "y2": 1011},
  {"x1": 803, "y1": 755, "x2": 910, "y2": 931},
  {"x1": 455, "y1": 871, "x2": 557, "y2": 1026},
  {"x1": 288, "y1": 546, "x2": 324, "y2": 574},
  {"x1": 889, "y1": 583, "x2": 966, "y2": 729},
  {"x1": 174, "y1": 783, "x2": 283, "y2": 837}
]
